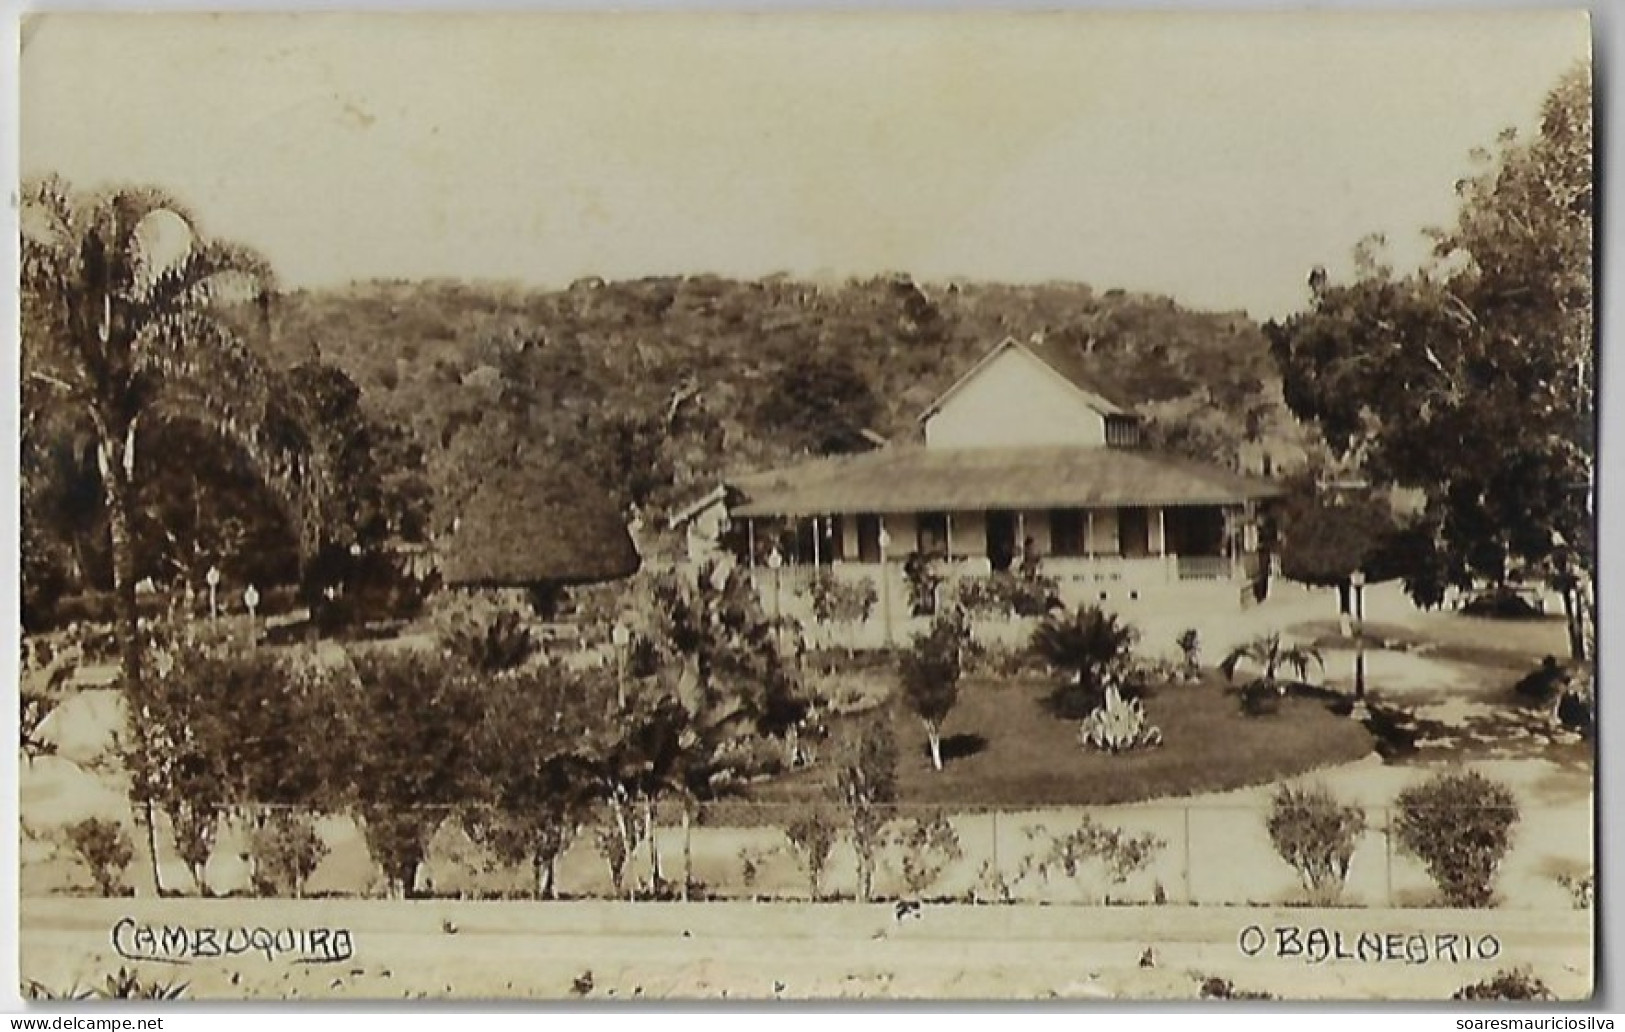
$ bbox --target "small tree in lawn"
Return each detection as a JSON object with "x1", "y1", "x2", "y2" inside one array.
[{"x1": 899, "y1": 609, "x2": 970, "y2": 771}]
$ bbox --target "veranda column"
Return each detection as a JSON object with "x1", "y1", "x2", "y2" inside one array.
[
  {"x1": 1160, "y1": 508, "x2": 1173, "y2": 583},
  {"x1": 1086, "y1": 510, "x2": 1096, "y2": 578}
]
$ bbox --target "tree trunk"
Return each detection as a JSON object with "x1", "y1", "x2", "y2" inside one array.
[
  {"x1": 926, "y1": 724, "x2": 943, "y2": 771},
  {"x1": 609, "y1": 797, "x2": 634, "y2": 901},
  {"x1": 680, "y1": 805, "x2": 693, "y2": 903},
  {"x1": 533, "y1": 855, "x2": 549, "y2": 901},
  {"x1": 100, "y1": 438, "x2": 143, "y2": 695},
  {"x1": 141, "y1": 798, "x2": 167, "y2": 898},
  {"x1": 643, "y1": 797, "x2": 662, "y2": 893},
  {"x1": 1337, "y1": 582, "x2": 1352, "y2": 637}
]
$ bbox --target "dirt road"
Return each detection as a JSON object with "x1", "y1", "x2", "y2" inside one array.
[{"x1": 17, "y1": 897, "x2": 1593, "y2": 1002}]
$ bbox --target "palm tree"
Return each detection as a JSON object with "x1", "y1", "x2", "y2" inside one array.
[
  {"x1": 1220, "y1": 633, "x2": 1325, "y2": 713},
  {"x1": 1029, "y1": 604, "x2": 1139, "y2": 716},
  {"x1": 20, "y1": 175, "x2": 309, "y2": 693}
]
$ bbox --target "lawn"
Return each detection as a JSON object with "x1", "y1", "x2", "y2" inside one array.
[{"x1": 751, "y1": 674, "x2": 1375, "y2": 808}]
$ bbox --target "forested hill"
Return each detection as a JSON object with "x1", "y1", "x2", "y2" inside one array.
[{"x1": 267, "y1": 274, "x2": 1313, "y2": 528}]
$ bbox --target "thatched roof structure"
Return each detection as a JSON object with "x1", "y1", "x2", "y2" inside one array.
[{"x1": 439, "y1": 463, "x2": 641, "y2": 588}]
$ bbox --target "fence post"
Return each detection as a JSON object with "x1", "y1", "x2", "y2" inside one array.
[
  {"x1": 989, "y1": 808, "x2": 999, "y2": 903},
  {"x1": 1384, "y1": 805, "x2": 1394, "y2": 908},
  {"x1": 1183, "y1": 806, "x2": 1194, "y2": 904}
]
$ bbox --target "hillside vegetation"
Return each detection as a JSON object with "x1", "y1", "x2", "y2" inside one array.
[{"x1": 266, "y1": 274, "x2": 1310, "y2": 530}]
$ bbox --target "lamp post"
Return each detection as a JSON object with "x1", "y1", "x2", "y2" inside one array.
[
  {"x1": 611, "y1": 622, "x2": 631, "y2": 710},
  {"x1": 1349, "y1": 569, "x2": 1367, "y2": 711},
  {"x1": 877, "y1": 526, "x2": 894, "y2": 647},
  {"x1": 767, "y1": 547, "x2": 784, "y2": 655},
  {"x1": 243, "y1": 584, "x2": 260, "y2": 648},
  {"x1": 205, "y1": 566, "x2": 221, "y2": 624}
]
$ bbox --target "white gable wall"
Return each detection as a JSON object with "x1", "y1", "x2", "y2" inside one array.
[{"x1": 924, "y1": 347, "x2": 1108, "y2": 450}]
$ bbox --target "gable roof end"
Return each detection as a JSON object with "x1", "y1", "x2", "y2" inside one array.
[{"x1": 918, "y1": 336, "x2": 1130, "y2": 423}]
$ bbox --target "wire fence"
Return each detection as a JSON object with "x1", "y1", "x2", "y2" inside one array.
[{"x1": 99, "y1": 799, "x2": 1592, "y2": 911}]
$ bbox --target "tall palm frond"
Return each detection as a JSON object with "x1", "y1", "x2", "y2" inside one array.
[{"x1": 19, "y1": 174, "x2": 303, "y2": 697}]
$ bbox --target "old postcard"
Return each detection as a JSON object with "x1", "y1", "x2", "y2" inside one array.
[{"x1": 14, "y1": 11, "x2": 1595, "y2": 1003}]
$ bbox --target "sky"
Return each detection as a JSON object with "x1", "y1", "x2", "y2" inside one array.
[{"x1": 19, "y1": 10, "x2": 1590, "y2": 319}]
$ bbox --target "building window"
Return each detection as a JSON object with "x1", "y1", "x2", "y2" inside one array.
[
  {"x1": 917, "y1": 512, "x2": 949, "y2": 557},
  {"x1": 1049, "y1": 509, "x2": 1086, "y2": 557},
  {"x1": 1106, "y1": 416, "x2": 1142, "y2": 448}
]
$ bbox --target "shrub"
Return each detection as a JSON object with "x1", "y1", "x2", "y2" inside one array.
[
  {"x1": 249, "y1": 811, "x2": 330, "y2": 898},
  {"x1": 1461, "y1": 588, "x2": 1544, "y2": 620},
  {"x1": 1392, "y1": 771, "x2": 1519, "y2": 908},
  {"x1": 888, "y1": 811, "x2": 963, "y2": 898},
  {"x1": 20, "y1": 686, "x2": 58, "y2": 764},
  {"x1": 783, "y1": 807, "x2": 840, "y2": 900},
  {"x1": 1265, "y1": 783, "x2": 1366, "y2": 904},
  {"x1": 955, "y1": 571, "x2": 1058, "y2": 619},
  {"x1": 1031, "y1": 605, "x2": 1140, "y2": 719},
  {"x1": 807, "y1": 570, "x2": 877, "y2": 626},
  {"x1": 65, "y1": 818, "x2": 134, "y2": 897},
  {"x1": 1079, "y1": 684, "x2": 1162, "y2": 754},
  {"x1": 1452, "y1": 968, "x2": 1556, "y2": 1001},
  {"x1": 902, "y1": 552, "x2": 944, "y2": 616},
  {"x1": 1175, "y1": 629, "x2": 1202, "y2": 680},
  {"x1": 437, "y1": 597, "x2": 540, "y2": 674},
  {"x1": 1556, "y1": 872, "x2": 1593, "y2": 910},
  {"x1": 1021, "y1": 815, "x2": 1165, "y2": 896}
]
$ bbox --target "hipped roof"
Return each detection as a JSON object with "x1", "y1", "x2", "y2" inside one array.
[
  {"x1": 729, "y1": 445, "x2": 1281, "y2": 518},
  {"x1": 440, "y1": 463, "x2": 641, "y2": 588}
]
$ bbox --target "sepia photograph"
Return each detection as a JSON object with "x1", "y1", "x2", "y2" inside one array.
[{"x1": 11, "y1": 10, "x2": 1596, "y2": 1004}]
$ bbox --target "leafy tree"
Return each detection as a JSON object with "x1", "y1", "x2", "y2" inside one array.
[
  {"x1": 1276, "y1": 479, "x2": 1400, "y2": 623},
  {"x1": 20, "y1": 177, "x2": 301, "y2": 693},
  {"x1": 119, "y1": 630, "x2": 248, "y2": 895},
  {"x1": 836, "y1": 718, "x2": 898, "y2": 903},
  {"x1": 342, "y1": 649, "x2": 485, "y2": 897},
  {"x1": 642, "y1": 563, "x2": 808, "y2": 771},
  {"x1": 1266, "y1": 65, "x2": 1593, "y2": 654},
  {"x1": 466, "y1": 664, "x2": 600, "y2": 899},
  {"x1": 899, "y1": 609, "x2": 970, "y2": 771},
  {"x1": 757, "y1": 352, "x2": 882, "y2": 456},
  {"x1": 782, "y1": 807, "x2": 840, "y2": 901}
]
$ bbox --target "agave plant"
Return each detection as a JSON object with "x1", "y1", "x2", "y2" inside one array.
[{"x1": 1080, "y1": 682, "x2": 1163, "y2": 753}]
